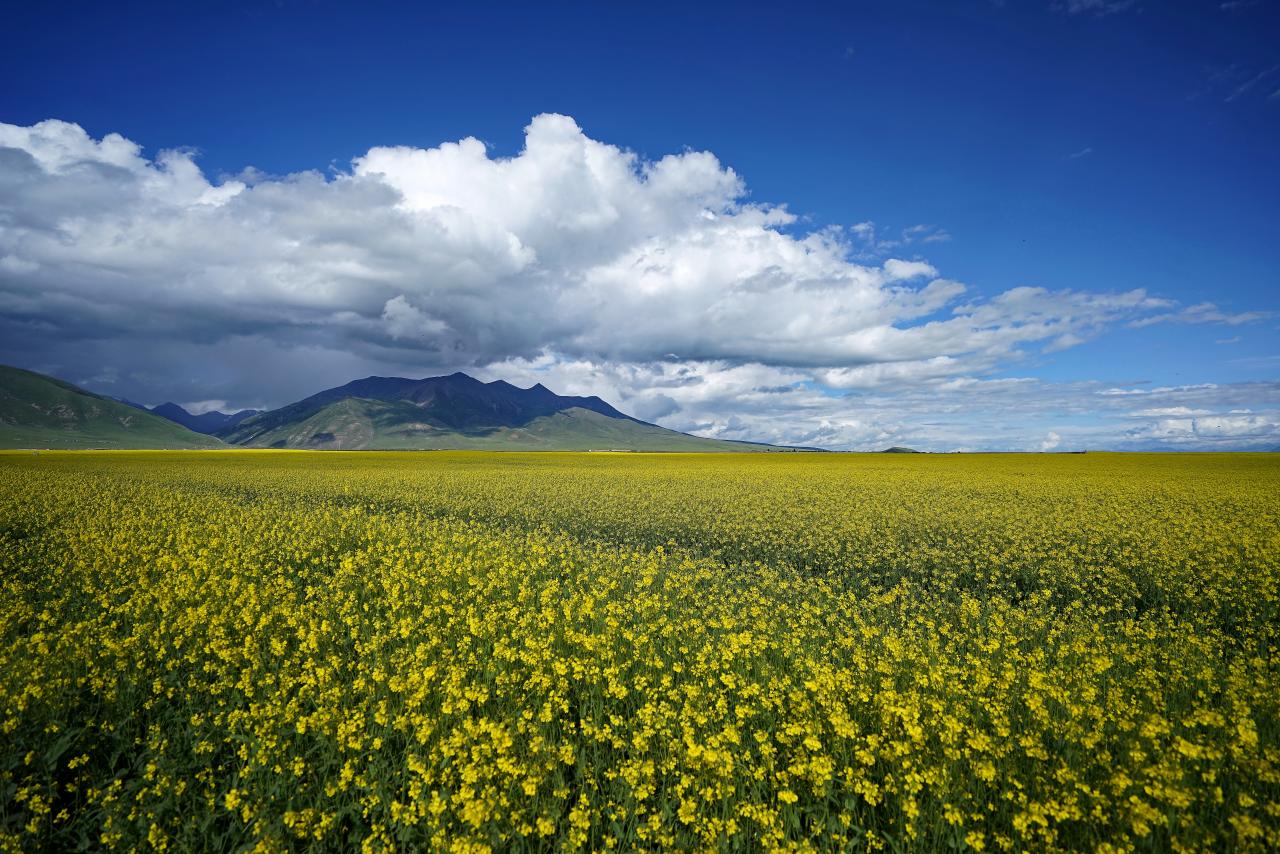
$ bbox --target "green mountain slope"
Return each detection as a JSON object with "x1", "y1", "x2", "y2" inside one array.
[
  {"x1": 217, "y1": 371, "x2": 808, "y2": 452},
  {"x1": 230, "y1": 396, "x2": 780, "y2": 452},
  {"x1": 0, "y1": 366, "x2": 224, "y2": 449}
]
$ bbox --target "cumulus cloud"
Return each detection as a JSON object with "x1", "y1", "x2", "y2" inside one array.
[
  {"x1": 381, "y1": 295, "x2": 449, "y2": 342},
  {"x1": 0, "y1": 115, "x2": 1274, "y2": 448}
]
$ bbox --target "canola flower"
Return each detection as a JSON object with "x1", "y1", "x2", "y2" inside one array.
[{"x1": 0, "y1": 450, "x2": 1277, "y2": 851}]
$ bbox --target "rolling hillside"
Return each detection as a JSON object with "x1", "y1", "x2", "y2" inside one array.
[{"x1": 0, "y1": 366, "x2": 224, "y2": 449}]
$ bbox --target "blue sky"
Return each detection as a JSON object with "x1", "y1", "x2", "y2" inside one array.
[{"x1": 1, "y1": 0, "x2": 1277, "y2": 449}]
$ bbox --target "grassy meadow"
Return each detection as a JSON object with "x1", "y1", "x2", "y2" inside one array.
[{"x1": 1, "y1": 450, "x2": 1277, "y2": 851}]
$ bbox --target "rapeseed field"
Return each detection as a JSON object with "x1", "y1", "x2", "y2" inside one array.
[{"x1": 1, "y1": 450, "x2": 1277, "y2": 852}]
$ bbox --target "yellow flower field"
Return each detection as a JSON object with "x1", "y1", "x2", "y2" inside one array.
[{"x1": 1, "y1": 450, "x2": 1277, "y2": 851}]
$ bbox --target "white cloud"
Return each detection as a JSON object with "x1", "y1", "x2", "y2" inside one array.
[
  {"x1": 1039, "y1": 431, "x2": 1062, "y2": 451},
  {"x1": 382, "y1": 295, "x2": 449, "y2": 341},
  {"x1": 0, "y1": 115, "x2": 1274, "y2": 450},
  {"x1": 1124, "y1": 412, "x2": 1280, "y2": 444},
  {"x1": 882, "y1": 259, "x2": 938, "y2": 280},
  {"x1": 475, "y1": 355, "x2": 1280, "y2": 452},
  {"x1": 179, "y1": 399, "x2": 231, "y2": 415}
]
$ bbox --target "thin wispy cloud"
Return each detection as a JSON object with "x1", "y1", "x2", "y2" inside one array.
[
  {"x1": 1056, "y1": 0, "x2": 1140, "y2": 16},
  {"x1": 850, "y1": 222, "x2": 951, "y2": 257},
  {"x1": 1067, "y1": 146, "x2": 1094, "y2": 159},
  {"x1": 1229, "y1": 354, "x2": 1280, "y2": 367},
  {"x1": 1129, "y1": 302, "x2": 1272, "y2": 328},
  {"x1": 1194, "y1": 61, "x2": 1280, "y2": 105},
  {"x1": 1226, "y1": 64, "x2": 1280, "y2": 102}
]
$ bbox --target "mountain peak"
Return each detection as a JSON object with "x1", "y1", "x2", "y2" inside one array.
[
  {"x1": 149, "y1": 401, "x2": 260, "y2": 434},
  {"x1": 214, "y1": 369, "x2": 777, "y2": 451}
]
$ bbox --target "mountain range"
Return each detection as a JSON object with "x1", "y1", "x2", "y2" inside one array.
[
  {"x1": 0, "y1": 365, "x2": 801, "y2": 452},
  {"x1": 113, "y1": 397, "x2": 262, "y2": 434},
  {"x1": 147, "y1": 402, "x2": 261, "y2": 434}
]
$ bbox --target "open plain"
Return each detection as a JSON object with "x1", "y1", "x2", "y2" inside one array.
[{"x1": 1, "y1": 451, "x2": 1277, "y2": 851}]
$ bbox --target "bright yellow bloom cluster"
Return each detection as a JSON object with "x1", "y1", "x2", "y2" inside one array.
[{"x1": 1, "y1": 450, "x2": 1277, "y2": 851}]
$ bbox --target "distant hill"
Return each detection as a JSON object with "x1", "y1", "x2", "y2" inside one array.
[
  {"x1": 150, "y1": 402, "x2": 261, "y2": 434},
  {"x1": 217, "y1": 372, "x2": 792, "y2": 452},
  {"x1": 881, "y1": 446, "x2": 923, "y2": 453},
  {"x1": 0, "y1": 366, "x2": 224, "y2": 449}
]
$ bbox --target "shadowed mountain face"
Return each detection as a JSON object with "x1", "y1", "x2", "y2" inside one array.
[
  {"x1": 217, "y1": 372, "x2": 633, "y2": 442},
  {"x1": 0, "y1": 366, "x2": 224, "y2": 449},
  {"x1": 216, "y1": 372, "x2": 778, "y2": 452},
  {"x1": 150, "y1": 402, "x2": 260, "y2": 435},
  {"x1": 315, "y1": 373, "x2": 631, "y2": 428}
]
